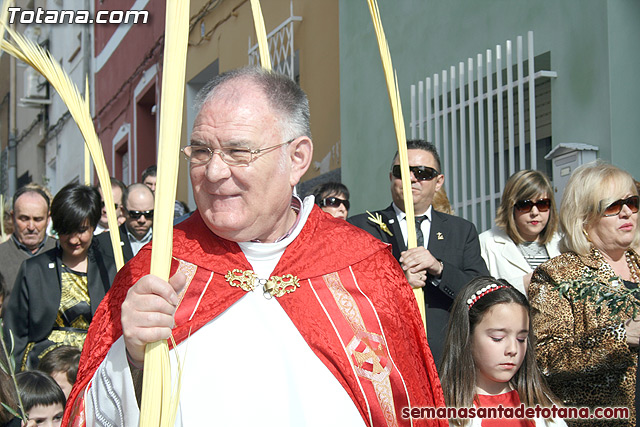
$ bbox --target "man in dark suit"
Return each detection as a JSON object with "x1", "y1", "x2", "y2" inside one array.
[
  {"x1": 96, "y1": 183, "x2": 154, "y2": 264},
  {"x1": 95, "y1": 220, "x2": 134, "y2": 265},
  {"x1": 349, "y1": 139, "x2": 489, "y2": 367}
]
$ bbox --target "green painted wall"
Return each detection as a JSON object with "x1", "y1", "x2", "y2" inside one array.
[
  {"x1": 340, "y1": 0, "x2": 640, "y2": 217},
  {"x1": 608, "y1": 0, "x2": 640, "y2": 175}
]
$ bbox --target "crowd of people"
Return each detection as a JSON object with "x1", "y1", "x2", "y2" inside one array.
[
  {"x1": 0, "y1": 65, "x2": 637, "y2": 426},
  {"x1": 0, "y1": 167, "x2": 191, "y2": 426}
]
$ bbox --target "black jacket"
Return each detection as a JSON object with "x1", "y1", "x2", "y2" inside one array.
[
  {"x1": 349, "y1": 204, "x2": 489, "y2": 366},
  {"x1": 2, "y1": 240, "x2": 117, "y2": 370},
  {"x1": 95, "y1": 223, "x2": 135, "y2": 265}
]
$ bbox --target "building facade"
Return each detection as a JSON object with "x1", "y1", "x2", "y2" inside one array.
[
  {"x1": 1, "y1": 0, "x2": 94, "y2": 199},
  {"x1": 339, "y1": 0, "x2": 640, "y2": 229},
  {"x1": 93, "y1": 0, "x2": 164, "y2": 187},
  {"x1": 184, "y1": 0, "x2": 341, "y2": 205}
]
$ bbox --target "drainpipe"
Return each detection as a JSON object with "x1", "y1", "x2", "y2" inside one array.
[
  {"x1": 84, "y1": 0, "x2": 94, "y2": 185},
  {"x1": 8, "y1": 41, "x2": 17, "y2": 197}
]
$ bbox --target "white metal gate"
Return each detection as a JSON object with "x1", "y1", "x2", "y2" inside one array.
[
  {"x1": 248, "y1": 1, "x2": 301, "y2": 81},
  {"x1": 410, "y1": 31, "x2": 557, "y2": 232}
]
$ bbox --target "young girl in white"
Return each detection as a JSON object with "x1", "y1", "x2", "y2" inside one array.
[{"x1": 441, "y1": 277, "x2": 566, "y2": 426}]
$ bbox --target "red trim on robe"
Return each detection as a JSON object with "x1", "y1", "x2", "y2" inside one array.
[{"x1": 64, "y1": 207, "x2": 446, "y2": 426}]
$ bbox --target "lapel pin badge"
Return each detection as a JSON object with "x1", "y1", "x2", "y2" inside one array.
[
  {"x1": 437, "y1": 232, "x2": 444, "y2": 240},
  {"x1": 366, "y1": 211, "x2": 394, "y2": 237}
]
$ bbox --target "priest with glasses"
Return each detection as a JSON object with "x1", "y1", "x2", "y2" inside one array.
[{"x1": 66, "y1": 69, "x2": 445, "y2": 426}]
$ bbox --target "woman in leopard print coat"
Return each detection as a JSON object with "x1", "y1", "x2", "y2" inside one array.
[{"x1": 529, "y1": 161, "x2": 640, "y2": 426}]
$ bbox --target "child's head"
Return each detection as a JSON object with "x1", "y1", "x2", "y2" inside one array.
[
  {"x1": 38, "y1": 345, "x2": 81, "y2": 399},
  {"x1": 467, "y1": 282, "x2": 528, "y2": 395},
  {"x1": 15, "y1": 370, "x2": 65, "y2": 427},
  {"x1": 441, "y1": 277, "x2": 555, "y2": 412}
]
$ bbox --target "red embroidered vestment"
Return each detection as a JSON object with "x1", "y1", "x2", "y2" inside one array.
[{"x1": 64, "y1": 207, "x2": 446, "y2": 427}]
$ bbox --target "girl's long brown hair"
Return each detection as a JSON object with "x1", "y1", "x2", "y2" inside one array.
[{"x1": 440, "y1": 277, "x2": 557, "y2": 425}]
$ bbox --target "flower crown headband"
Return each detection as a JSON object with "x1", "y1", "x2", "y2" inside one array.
[{"x1": 467, "y1": 284, "x2": 509, "y2": 309}]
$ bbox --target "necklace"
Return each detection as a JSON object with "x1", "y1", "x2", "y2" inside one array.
[
  {"x1": 518, "y1": 241, "x2": 549, "y2": 269},
  {"x1": 518, "y1": 241, "x2": 546, "y2": 258},
  {"x1": 593, "y1": 247, "x2": 640, "y2": 284},
  {"x1": 626, "y1": 251, "x2": 640, "y2": 284}
]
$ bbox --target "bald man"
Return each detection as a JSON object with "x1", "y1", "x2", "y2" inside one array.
[{"x1": 0, "y1": 186, "x2": 56, "y2": 299}]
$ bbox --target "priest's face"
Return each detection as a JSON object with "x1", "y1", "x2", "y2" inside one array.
[{"x1": 189, "y1": 78, "x2": 311, "y2": 243}]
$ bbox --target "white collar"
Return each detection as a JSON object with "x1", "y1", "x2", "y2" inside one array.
[
  {"x1": 391, "y1": 202, "x2": 432, "y2": 222},
  {"x1": 238, "y1": 195, "x2": 314, "y2": 260}
]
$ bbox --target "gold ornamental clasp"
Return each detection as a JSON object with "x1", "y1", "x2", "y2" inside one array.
[
  {"x1": 225, "y1": 269, "x2": 300, "y2": 298},
  {"x1": 225, "y1": 269, "x2": 258, "y2": 292},
  {"x1": 263, "y1": 274, "x2": 300, "y2": 298}
]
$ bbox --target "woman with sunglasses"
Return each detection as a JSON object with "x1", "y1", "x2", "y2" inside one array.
[
  {"x1": 479, "y1": 170, "x2": 561, "y2": 295},
  {"x1": 529, "y1": 161, "x2": 640, "y2": 426},
  {"x1": 3, "y1": 184, "x2": 116, "y2": 371},
  {"x1": 311, "y1": 182, "x2": 350, "y2": 220}
]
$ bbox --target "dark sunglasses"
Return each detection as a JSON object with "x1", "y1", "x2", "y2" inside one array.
[
  {"x1": 391, "y1": 165, "x2": 440, "y2": 181},
  {"x1": 602, "y1": 196, "x2": 639, "y2": 217},
  {"x1": 127, "y1": 209, "x2": 154, "y2": 219},
  {"x1": 514, "y1": 198, "x2": 551, "y2": 213},
  {"x1": 320, "y1": 197, "x2": 350, "y2": 210}
]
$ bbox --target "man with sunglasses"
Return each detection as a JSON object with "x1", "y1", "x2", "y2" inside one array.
[
  {"x1": 67, "y1": 67, "x2": 445, "y2": 426},
  {"x1": 94, "y1": 177, "x2": 126, "y2": 235},
  {"x1": 95, "y1": 183, "x2": 154, "y2": 263},
  {"x1": 349, "y1": 139, "x2": 489, "y2": 366}
]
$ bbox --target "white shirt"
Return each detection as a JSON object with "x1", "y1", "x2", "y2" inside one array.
[
  {"x1": 126, "y1": 226, "x2": 152, "y2": 256},
  {"x1": 93, "y1": 223, "x2": 108, "y2": 235},
  {"x1": 391, "y1": 203, "x2": 433, "y2": 248}
]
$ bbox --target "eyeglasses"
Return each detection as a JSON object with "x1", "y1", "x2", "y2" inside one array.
[
  {"x1": 391, "y1": 165, "x2": 440, "y2": 181},
  {"x1": 602, "y1": 195, "x2": 639, "y2": 217},
  {"x1": 514, "y1": 198, "x2": 551, "y2": 213},
  {"x1": 319, "y1": 196, "x2": 350, "y2": 210},
  {"x1": 127, "y1": 209, "x2": 154, "y2": 220},
  {"x1": 181, "y1": 139, "x2": 294, "y2": 167}
]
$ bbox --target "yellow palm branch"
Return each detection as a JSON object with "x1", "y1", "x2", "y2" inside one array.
[
  {"x1": 366, "y1": 0, "x2": 426, "y2": 328},
  {"x1": 0, "y1": 0, "x2": 13, "y2": 60},
  {"x1": 140, "y1": 0, "x2": 190, "y2": 425},
  {"x1": 250, "y1": 0, "x2": 272, "y2": 70},
  {"x1": 0, "y1": 25, "x2": 124, "y2": 271}
]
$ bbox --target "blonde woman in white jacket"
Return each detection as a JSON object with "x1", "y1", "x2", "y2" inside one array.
[{"x1": 480, "y1": 170, "x2": 561, "y2": 295}]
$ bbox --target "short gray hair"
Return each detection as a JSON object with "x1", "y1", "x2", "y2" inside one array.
[{"x1": 194, "y1": 66, "x2": 311, "y2": 141}]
